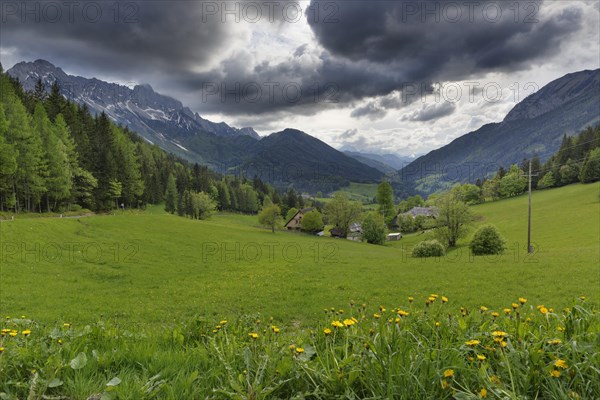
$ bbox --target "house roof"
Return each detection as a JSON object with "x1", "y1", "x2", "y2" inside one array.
[
  {"x1": 329, "y1": 227, "x2": 345, "y2": 237},
  {"x1": 284, "y1": 207, "x2": 316, "y2": 228}
]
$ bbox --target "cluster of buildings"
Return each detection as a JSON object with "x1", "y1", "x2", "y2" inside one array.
[{"x1": 283, "y1": 206, "x2": 438, "y2": 241}]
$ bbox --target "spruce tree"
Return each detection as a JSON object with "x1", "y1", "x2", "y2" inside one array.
[{"x1": 164, "y1": 173, "x2": 178, "y2": 213}]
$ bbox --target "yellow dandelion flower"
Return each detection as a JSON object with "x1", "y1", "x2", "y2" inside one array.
[
  {"x1": 550, "y1": 370, "x2": 561, "y2": 378},
  {"x1": 397, "y1": 310, "x2": 409, "y2": 317},
  {"x1": 408, "y1": 296, "x2": 414, "y2": 303},
  {"x1": 512, "y1": 303, "x2": 519, "y2": 309},
  {"x1": 0, "y1": 347, "x2": 4, "y2": 353},
  {"x1": 501, "y1": 341, "x2": 507, "y2": 348},
  {"x1": 9, "y1": 331, "x2": 17, "y2": 337},
  {"x1": 492, "y1": 331, "x2": 508, "y2": 337},
  {"x1": 373, "y1": 313, "x2": 381, "y2": 319},
  {"x1": 331, "y1": 320, "x2": 344, "y2": 328},
  {"x1": 518, "y1": 297, "x2": 527, "y2": 304},
  {"x1": 435, "y1": 321, "x2": 441, "y2": 327},
  {"x1": 219, "y1": 320, "x2": 227, "y2": 325},
  {"x1": 554, "y1": 359, "x2": 568, "y2": 369},
  {"x1": 477, "y1": 354, "x2": 486, "y2": 361},
  {"x1": 379, "y1": 306, "x2": 386, "y2": 312},
  {"x1": 63, "y1": 323, "x2": 71, "y2": 328},
  {"x1": 295, "y1": 347, "x2": 304, "y2": 354},
  {"x1": 272, "y1": 327, "x2": 280, "y2": 334},
  {"x1": 443, "y1": 369, "x2": 454, "y2": 378},
  {"x1": 480, "y1": 306, "x2": 488, "y2": 312},
  {"x1": 491, "y1": 312, "x2": 499, "y2": 318},
  {"x1": 343, "y1": 318, "x2": 356, "y2": 327},
  {"x1": 503, "y1": 308, "x2": 512, "y2": 314},
  {"x1": 22, "y1": 330, "x2": 31, "y2": 336},
  {"x1": 479, "y1": 388, "x2": 488, "y2": 398},
  {"x1": 248, "y1": 332, "x2": 259, "y2": 339},
  {"x1": 441, "y1": 379, "x2": 449, "y2": 389},
  {"x1": 212, "y1": 329, "x2": 218, "y2": 333},
  {"x1": 465, "y1": 339, "x2": 480, "y2": 346},
  {"x1": 441, "y1": 296, "x2": 448, "y2": 303},
  {"x1": 428, "y1": 296, "x2": 436, "y2": 302},
  {"x1": 579, "y1": 296, "x2": 586, "y2": 301},
  {"x1": 539, "y1": 306, "x2": 548, "y2": 315},
  {"x1": 323, "y1": 328, "x2": 332, "y2": 335},
  {"x1": 557, "y1": 326, "x2": 565, "y2": 332},
  {"x1": 547, "y1": 339, "x2": 562, "y2": 345}
]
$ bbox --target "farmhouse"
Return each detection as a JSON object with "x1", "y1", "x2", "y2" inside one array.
[
  {"x1": 284, "y1": 207, "x2": 314, "y2": 230},
  {"x1": 328, "y1": 223, "x2": 362, "y2": 240},
  {"x1": 329, "y1": 227, "x2": 345, "y2": 238}
]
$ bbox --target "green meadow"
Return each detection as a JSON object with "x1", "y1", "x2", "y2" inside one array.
[
  {"x1": 1, "y1": 183, "x2": 599, "y2": 399},
  {"x1": 1, "y1": 183, "x2": 598, "y2": 326}
]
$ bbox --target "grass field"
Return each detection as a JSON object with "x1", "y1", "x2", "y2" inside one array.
[
  {"x1": 1, "y1": 183, "x2": 598, "y2": 399},
  {"x1": 0, "y1": 183, "x2": 598, "y2": 326},
  {"x1": 314, "y1": 182, "x2": 379, "y2": 205}
]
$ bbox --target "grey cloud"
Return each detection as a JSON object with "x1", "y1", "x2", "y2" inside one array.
[
  {"x1": 307, "y1": 0, "x2": 584, "y2": 82},
  {"x1": 339, "y1": 129, "x2": 358, "y2": 139},
  {"x1": 0, "y1": 1, "x2": 239, "y2": 77},
  {"x1": 294, "y1": 44, "x2": 309, "y2": 57},
  {"x1": 0, "y1": 0, "x2": 588, "y2": 119},
  {"x1": 350, "y1": 102, "x2": 387, "y2": 120},
  {"x1": 401, "y1": 102, "x2": 456, "y2": 122}
]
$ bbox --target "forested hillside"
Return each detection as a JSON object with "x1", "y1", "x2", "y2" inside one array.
[{"x1": 0, "y1": 65, "x2": 309, "y2": 215}]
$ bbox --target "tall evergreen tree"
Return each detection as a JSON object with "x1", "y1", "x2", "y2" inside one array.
[
  {"x1": 164, "y1": 173, "x2": 178, "y2": 214},
  {"x1": 33, "y1": 103, "x2": 71, "y2": 211}
]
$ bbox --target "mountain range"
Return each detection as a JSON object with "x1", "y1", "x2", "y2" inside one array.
[
  {"x1": 398, "y1": 68, "x2": 600, "y2": 194},
  {"x1": 7, "y1": 60, "x2": 383, "y2": 191},
  {"x1": 8, "y1": 60, "x2": 599, "y2": 195}
]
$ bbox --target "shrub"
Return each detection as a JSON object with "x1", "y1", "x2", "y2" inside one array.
[
  {"x1": 412, "y1": 239, "x2": 445, "y2": 258},
  {"x1": 470, "y1": 225, "x2": 506, "y2": 255},
  {"x1": 301, "y1": 210, "x2": 324, "y2": 233}
]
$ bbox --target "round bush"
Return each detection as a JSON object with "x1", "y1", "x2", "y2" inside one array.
[
  {"x1": 412, "y1": 239, "x2": 445, "y2": 258},
  {"x1": 470, "y1": 225, "x2": 506, "y2": 255}
]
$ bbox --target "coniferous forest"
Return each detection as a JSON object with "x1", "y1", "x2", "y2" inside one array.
[{"x1": 0, "y1": 64, "x2": 313, "y2": 216}]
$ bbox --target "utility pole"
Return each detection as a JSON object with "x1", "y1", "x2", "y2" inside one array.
[{"x1": 527, "y1": 160, "x2": 533, "y2": 253}]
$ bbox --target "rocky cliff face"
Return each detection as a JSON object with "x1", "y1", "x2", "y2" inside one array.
[{"x1": 7, "y1": 60, "x2": 261, "y2": 155}]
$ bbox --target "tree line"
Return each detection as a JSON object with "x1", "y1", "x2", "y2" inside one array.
[{"x1": 446, "y1": 125, "x2": 600, "y2": 205}]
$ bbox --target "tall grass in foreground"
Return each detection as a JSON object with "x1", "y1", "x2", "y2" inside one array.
[{"x1": 1, "y1": 296, "x2": 598, "y2": 399}]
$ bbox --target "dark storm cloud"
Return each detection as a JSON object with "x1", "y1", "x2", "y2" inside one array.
[
  {"x1": 307, "y1": 0, "x2": 583, "y2": 81},
  {"x1": 0, "y1": 0, "x2": 585, "y2": 117},
  {"x1": 183, "y1": 0, "x2": 583, "y2": 116},
  {"x1": 0, "y1": 1, "x2": 240, "y2": 76},
  {"x1": 401, "y1": 102, "x2": 456, "y2": 122}
]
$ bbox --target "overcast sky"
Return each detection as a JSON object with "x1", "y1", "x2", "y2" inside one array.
[{"x1": 1, "y1": 0, "x2": 599, "y2": 156}]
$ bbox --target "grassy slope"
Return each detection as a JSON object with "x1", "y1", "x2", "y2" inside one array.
[{"x1": 0, "y1": 184, "x2": 598, "y2": 326}]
